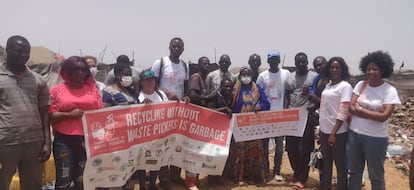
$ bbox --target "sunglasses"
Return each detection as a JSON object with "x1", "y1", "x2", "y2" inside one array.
[
  {"x1": 73, "y1": 66, "x2": 88, "y2": 73},
  {"x1": 143, "y1": 70, "x2": 155, "y2": 77}
]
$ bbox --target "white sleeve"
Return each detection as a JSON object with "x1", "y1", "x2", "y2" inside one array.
[
  {"x1": 151, "y1": 58, "x2": 162, "y2": 78},
  {"x1": 256, "y1": 74, "x2": 265, "y2": 89},
  {"x1": 340, "y1": 82, "x2": 353, "y2": 103},
  {"x1": 384, "y1": 85, "x2": 401, "y2": 105},
  {"x1": 104, "y1": 70, "x2": 116, "y2": 85}
]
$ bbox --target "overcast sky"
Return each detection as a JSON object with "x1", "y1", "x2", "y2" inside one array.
[{"x1": 1, "y1": 0, "x2": 413, "y2": 74}]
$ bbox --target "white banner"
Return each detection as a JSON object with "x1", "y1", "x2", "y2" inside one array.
[
  {"x1": 231, "y1": 107, "x2": 308, "y2": 142},
  {"x1": 81, "y1": 102, "x2": 232, "y2": 189}
]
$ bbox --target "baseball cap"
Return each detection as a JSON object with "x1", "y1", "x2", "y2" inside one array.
[
  {"x1": 140, "y1": 70, "x2": 156, "y2": 80},
  {"x1": 267, "y1": 51, "x2": 281, "y2": 59}
]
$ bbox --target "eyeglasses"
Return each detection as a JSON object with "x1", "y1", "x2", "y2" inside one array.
[
  {"x1": 73, "y1": 67, "x2": 88, "y2": 73},
  {"x1": 143, "y1": 70, "x2": 155, "y2": 77}
]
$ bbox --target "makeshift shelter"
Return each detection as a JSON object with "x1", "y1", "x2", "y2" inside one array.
[
  {"x1": 0, "y1": 45, "x2": 63, "y2": 88},
  {"x1": 26, "y1": 46, "x2": 63, "y2": 88}
]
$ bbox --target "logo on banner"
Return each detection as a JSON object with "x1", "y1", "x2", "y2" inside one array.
[{"x1": 91, "y1": 114, "x2": 118, "y2": 141}]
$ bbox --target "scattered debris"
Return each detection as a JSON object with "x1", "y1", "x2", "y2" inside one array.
[{"x1": 388, "y1": 96, "x2": 414, "y2": 176}]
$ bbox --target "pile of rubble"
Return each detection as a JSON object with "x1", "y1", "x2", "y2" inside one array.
[{"x1": 388, "y1": 96, "x2": 414, "y2": 176}]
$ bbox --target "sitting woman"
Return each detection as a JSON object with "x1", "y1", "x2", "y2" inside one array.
[
  {"x1": 231, "y1": 66, "x2": 270, "y2": 186},
  {"x1": 136, "y1": 69, "x2": 168, "y2": 190},
  {"x1": 49, "y1": 56, "x2": 102, "y2": 190}
]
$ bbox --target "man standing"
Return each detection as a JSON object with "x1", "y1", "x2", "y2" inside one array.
[
  {"x1": 311, "y1": 56, "x2": 328, "y2": 97},
  {"x1": 248, "y1": 53, "x2": 262, "y2": 82},
  {"x1": 308, "y1": 56, "x2": 328, "y2": 189},
  {"x1": 257, "y1": 50, "x2": 290, "y2": 182},
  {"x1": 206, "y1": 54, "x2": 234, "y2": 94},
  {"x1": 152, "y1": 37, "x2": 189, "y2": 101},
  {"x1": 0, "y1": 35, "x2": 51, "y2": 190},
  {"x1": 185, "y1": 56, "x2": 211, "y2": 190},
  {"x1": 151, "y1": 37, "x2": 189, "y2": 189},
  {"x1": 285, "y1": 52, "x2": 318, "y2": 189}
]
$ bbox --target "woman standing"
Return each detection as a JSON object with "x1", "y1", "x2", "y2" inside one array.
[
  {"x1": 136, "y1": 69, "x2": 168, "y2": 190},
  {"x1": 348, "y1": 51, "x2": 400, "y2": 190},
  {"x1": 231, "y1": 66, "x2": 270, "y2": 186},
  {"x1": 319, "y1": 57, "x2": 352, "y2": 190},
  {"x1": 49, "y1": 56, "x2": 102, "y2": 190},
  {"x1": 102, "y1": 62, "x2": 137, "y2": 107},
  {"x1": 100, "y1": 62, "x2": 138, "y2": 190}
]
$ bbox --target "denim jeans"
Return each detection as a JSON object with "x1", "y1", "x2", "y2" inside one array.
[
  {"x1": 348, "y1": 130, "x2": 387, "y2": 190},
  {"x1": 53, "y1": 132, "x2": 86, "y2": 190},
  {"x1": 263, "y1": 136, "x2": 284, "y2": 175}
]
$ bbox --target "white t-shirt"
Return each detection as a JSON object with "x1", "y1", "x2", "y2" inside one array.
[
  {"x1": 138, "y1": 90, "x2": 168, "y2": 103},
  {"x1": 349, "y1": 81, "x2": 400, "y2": 137},
  {"x1": 151, "y1": 56, "x2": 189, "y2": 100},
  {"x1": 256, "y1": 69, "x2": 290, "y2": 110},
  {"x1": 319, "y1": 80, "x2": 353, "y2": 134}
]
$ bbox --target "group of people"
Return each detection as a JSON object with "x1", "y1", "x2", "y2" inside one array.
[{"x1": 0, "y1": 35, "x2": 401, "y2": 190}]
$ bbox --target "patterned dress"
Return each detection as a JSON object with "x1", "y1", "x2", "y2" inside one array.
[{"x1": 231, "y1": 81, "x2": 270, "y2": 184}]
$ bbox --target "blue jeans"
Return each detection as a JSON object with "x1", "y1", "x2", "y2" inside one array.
[
  {"x1": 263, "y1": 137, "x2": 284, "y2": 175},
  {"x1": 348, "y1": 130, "x2": 387, "y2": 190},
  {"x1": 53, "y1": 132, "x2": 86, "y2": 190}
]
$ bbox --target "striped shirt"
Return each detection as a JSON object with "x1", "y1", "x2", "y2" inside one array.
[{"x1": 0, "y1": 63, "x2": 50, "y2": 145}]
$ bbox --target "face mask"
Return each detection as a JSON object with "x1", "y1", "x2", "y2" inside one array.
[
  {"x1": 89, "y1": 67, "x2": 98, "y2": 78},
  {"x1": 120, "y1": 76, "x2": 133, "y2": 87},
  {"x1": 240, "y1": 76, "x2": 251, "y2": 85}
]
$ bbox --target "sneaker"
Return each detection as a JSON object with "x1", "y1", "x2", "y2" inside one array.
[
  {"x1": 274, "y1": 174, "x2": 284, "y2": 181},
  {"x1": 187, "y1": 186, "x2": 199, "y2": 190}
]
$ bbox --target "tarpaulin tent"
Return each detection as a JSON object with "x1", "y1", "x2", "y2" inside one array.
[{"x1": 0, "y1": 45, "x2": 63, "y2": 88}]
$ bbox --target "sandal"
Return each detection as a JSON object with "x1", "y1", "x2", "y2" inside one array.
[{"x1": 293, "y1": 181, "x2": 304, "y2": 189}]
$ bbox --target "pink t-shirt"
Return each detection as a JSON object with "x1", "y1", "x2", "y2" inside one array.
[{"x1": 49, "y1": 83, "x2": 102, "y2": 135}]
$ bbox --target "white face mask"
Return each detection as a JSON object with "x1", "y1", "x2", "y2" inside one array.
[
  {"x1": 240, "y1": 76, "x2": 252, "y2": 85},
  {"x1": 89, "y1": 67, "x2": 98, "y2": 78},
  {"x1": 120, "y1": 76, "x2": 133, "y2": 87}
]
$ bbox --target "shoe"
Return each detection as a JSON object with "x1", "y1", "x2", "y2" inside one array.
[
  {"x1": 159, "y1": 181, "x2": 171, "y2": 190},
  {"x1": 149, "y1": 185, "x2": 158, "y2": 190},
  {"x1": 293, "y1": 181, "x2": 304, "y2": 189},
  {"x1": 171, "y1": 177, "x2": 186, "y2": 186},
  {"x1": 187, "y1": 186, "x2": 199, "y2": 190},
  {"x1": 274, "y1": 174, "x2": 284, "y2": 181}
]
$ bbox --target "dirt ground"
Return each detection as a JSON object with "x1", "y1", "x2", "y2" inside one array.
[{"x1": 146, "y1": 152, "x2": 410, "y2": 190}]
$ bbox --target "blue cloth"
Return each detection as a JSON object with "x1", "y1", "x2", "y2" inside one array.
[
  {"x1": 311, "y1": 74, "x2": 321, "y2": 94},
  {"x1": 53, "y1": 132, "x2": 86, "y2": 190},
  {"x1": 232, "y1": 83, "x2": 270, "y2": 113},
  {"x1": 102, "y1": 86, "x2": 137, "y2": 106}
]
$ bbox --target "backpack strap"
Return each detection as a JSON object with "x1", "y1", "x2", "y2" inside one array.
[
  {"x1": 180, "y1": 59, "x2": 188, "y2": 79},
  {"x1": 155, "y1": 89, "x2": 164, "y2": 101},
  {"x1": 157, "y1": 57, "x2": 164, "y2": 87}
]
